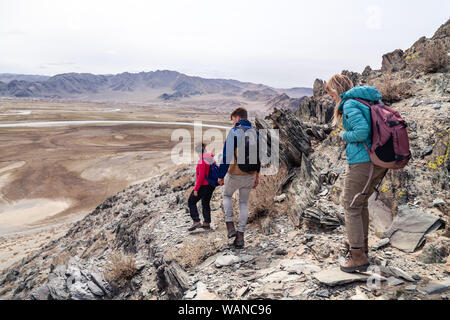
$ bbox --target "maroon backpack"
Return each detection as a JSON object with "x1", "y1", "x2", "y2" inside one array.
[{"x1": 348, "y1": 98, "x2": 411, "y2": 206}]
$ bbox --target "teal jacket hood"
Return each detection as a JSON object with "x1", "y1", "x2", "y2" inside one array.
[{"x1": 338, "y1": 86, "x2": 382, "y2": 112}]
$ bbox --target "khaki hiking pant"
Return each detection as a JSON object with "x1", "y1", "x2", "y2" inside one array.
[
  {"x1": 223, "y1": 173, "x2": 256, "y2": 233},
  {"x1": 341, "y1": 162, "x2": 388, "y2": 248}
]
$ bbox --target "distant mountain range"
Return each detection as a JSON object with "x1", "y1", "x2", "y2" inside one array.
[
  {"x1": 0, "y1": 71, "x2": 312, "y2": 103},
  {"x1": 0, "y1": 73, "x2": 51, "y2": 83}
]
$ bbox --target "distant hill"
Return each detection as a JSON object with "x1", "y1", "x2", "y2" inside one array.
[
  {"x1": 0, "y1": 73, "x2": 50, "y2": 83},
  {"x1": 276, "y1": 87, "x2": 313, "y2": 98},
  {"x1": 0, "y1": 70, "x2": 312, "y2": 103},
  {"x1": 265, "y1": 93, "x2": 308, "y2": 112}
]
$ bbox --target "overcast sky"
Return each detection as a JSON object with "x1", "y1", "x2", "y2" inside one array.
[{"x1": 0, "y1": 0, "x2": 448, "y2": 88}]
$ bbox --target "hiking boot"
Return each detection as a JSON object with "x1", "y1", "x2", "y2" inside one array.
[
  {"x1": 188, "y1": 222, "x2": 201, "y2": 232},
  {"x1": 233, "y1": 231, "x2": 244, "y2": 249},
  {"x1": 226, "y1": 222, "x2": 237, "y2": 239},
  {"x1": 201, "y1": 222, "x2": 211, "y2": 230},
  {"x1": 344, "y1": 237, "x2": 369, "y2": 255},
  {"x1": 340, "y1": 248, "x2": 370, "y2": 273}
]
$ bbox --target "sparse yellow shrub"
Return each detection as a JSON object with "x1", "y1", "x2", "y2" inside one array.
[
  {"x1": 165, "y1": 232, "x2": 226, "y2": 270},
  {"x1": 105, "y1": 252, "x2": 138, "y2": 283},
  {"x1": 248, "y1": 166, "x2": 288, "y2": 217},
  {"x1": 369, "y1": 76, "x2": 412, "y2": 104}
]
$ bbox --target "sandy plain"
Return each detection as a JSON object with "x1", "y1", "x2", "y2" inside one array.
[{"x1": 0, "y1": 98, "x2": 231, "y2": 270}]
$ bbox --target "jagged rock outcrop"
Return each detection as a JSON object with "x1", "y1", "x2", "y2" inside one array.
[
  {"x1": 256, "y1": 108, "x2": 312, "y2": 169},
  {"x1": 155, "y1": 259, "x2": 191, "y2": 299},
  {"x1": 341, "y1": 70, "x2": 362, "y2": 86},
  {"x1": 255, "y1": 107, "x2": 342, "y2": 230},
  {"x1": 381, "y1": 19, "x2": 449, "y2": 74},
  {"x1": 382, "y1": 49, "x2": 407, "y2": 73},
  {"x1": 312, "y1": 79, "x2": 326, "y2": 97},
  {"x1": 32, "y1": 256, "x2": 113, "y2": 300},
  {"x1": 296, "y1": 79, "x2": 334, "y2": 124}
]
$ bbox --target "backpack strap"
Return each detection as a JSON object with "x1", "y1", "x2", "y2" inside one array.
[
  {"x1": 202, "y1": 156, "x2": 215, "y2": 165},
  {"x1": 236, "y1": 124, "x2": 249, "y2": 132},
  {"x1": 349, "y1": 163, "x2": 375, "y2": 208},
  {"x1": 353, "y1": 98, "x2": 377, "y2": 107},
  {"x1": 374, "y1": 169, "x2": 388, "y2": 201},
  {"x1": 362, "y1": 142, "x2": 371, "y2": 154}
]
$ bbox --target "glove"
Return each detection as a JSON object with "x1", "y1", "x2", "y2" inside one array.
[{"x1": 339, "y1": 131, "x2": 345, "y2": 139}]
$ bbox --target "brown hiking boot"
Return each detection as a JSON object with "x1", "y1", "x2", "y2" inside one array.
[
  {"x1": 344, "y1": 237, "x2": 369, "y2": 255},
  {"x1": 201, "y1": 222, "x2": 211, "y2": 230},
  {"x1": 340, "y1": 248, "x2": 370, "y2": 273},
  {"x1": 233, "y1": 231, "x2": 244, "y2": 249},
  {"x1": 226, "y1": 222, "x2": 237, "y2": 239},
  {"x1": 188, "y1": 221, "x2": 201, "y2": 232}
]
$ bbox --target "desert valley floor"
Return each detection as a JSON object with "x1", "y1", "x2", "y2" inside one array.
[{"x1": 0, "y1": 98, "x2": 229, "y2": 270}]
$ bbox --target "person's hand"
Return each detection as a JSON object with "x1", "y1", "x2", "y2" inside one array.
[
  {"x1": 194, "y1": 190, "x2": 198, "y2": 197},
  {"x1": 252, "y1": 174, "x2": 259, "y2": 189},
  {"x1": 218, "y1": 178, "x2": 224, "y2": 186}
]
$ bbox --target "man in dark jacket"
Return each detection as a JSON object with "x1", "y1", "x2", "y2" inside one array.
[{"x1": 217, "y1": 107, "x2": 260, "y2": 248}]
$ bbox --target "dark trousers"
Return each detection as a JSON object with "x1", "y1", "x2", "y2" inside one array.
[{"x1": 188, "y1": 184, "x2": 215, "y2": 223}]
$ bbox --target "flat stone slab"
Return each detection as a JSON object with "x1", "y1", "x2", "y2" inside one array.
[
  {"x1": 215, "y1": 255, "x2": 240, "y2": 268},
  {"x1": 195, "y1": 253, "x2": 221, "y2": 270},
  {"x1": 285, "y1": 263, "x2": 321, "y2": 275},
  {"x1": 388, "y1": 266, "x2": 415, "y2": 282},
  {"x1": 387, "y1": 277, "x2": 405, "y2": 286},
  {"x1": 382, "y1": 205, "x2": 443, "y2": 253},
  {"x1": 314, "y1": 268, "x2": 370, "y2": 286},
  {"x1": 405, "y1": 285, "x2": 417, "y2": 291},
  {"x1": 372, "y1": 238, "x2": 390, "y2": 250},
  {"x1": 421, "y1": 279, "x2": 450, "y2": 295},
  {"x1": 278, "y1": 258, "x2": 321, "y2": 275},
  {"x1": 259, "y1": 271, "x2": 301, "y2": 283}
]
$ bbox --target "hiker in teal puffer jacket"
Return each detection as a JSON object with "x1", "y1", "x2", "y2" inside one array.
[
  {"x1": 339, "y1": 85, "x2": 381, "y2": 164},
  {"x1": 325, "y1": 74, "x2": 388, "y2": 274}
]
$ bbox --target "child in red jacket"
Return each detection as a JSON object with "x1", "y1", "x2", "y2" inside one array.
[{"x1": 188, "y1": 143, "x2": 216, "y2": 231}]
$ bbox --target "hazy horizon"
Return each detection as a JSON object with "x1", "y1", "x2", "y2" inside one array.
[{"x1": 1, "y1": 0, "x2": 448, "y2": 88}]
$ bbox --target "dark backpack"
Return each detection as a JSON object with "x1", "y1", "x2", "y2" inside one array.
[
  {"x1": 202, "y1": 156, "x2": 220, "y2": 187},
  {"x1": 235, "y1": 125, "x2": 260, "y2": 173},
  {"x1": 348, "y1": 98, "x2": 411, "y2": 206}
]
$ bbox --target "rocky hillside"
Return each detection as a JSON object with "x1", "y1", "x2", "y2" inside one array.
[
  {"x1": 0, "y1": 20, "x2": 448, "y2": 300},
  {"x1": 0, "y1": 70, "x2": 312, "y2": 103}
]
